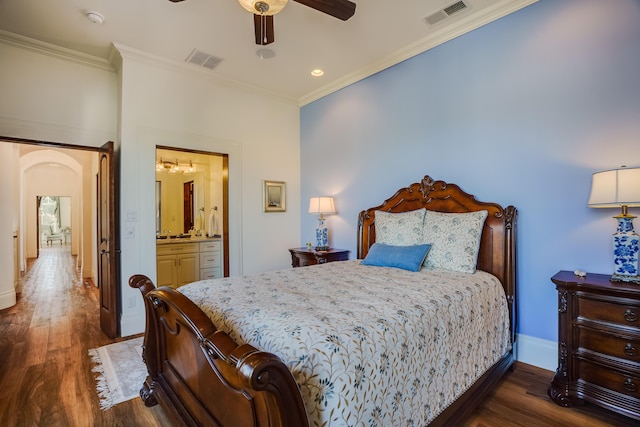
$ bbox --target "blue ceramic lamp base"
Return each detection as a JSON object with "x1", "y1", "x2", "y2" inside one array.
[{"x1": 315, "y1": 218, "x2": 329, "y2": 252}]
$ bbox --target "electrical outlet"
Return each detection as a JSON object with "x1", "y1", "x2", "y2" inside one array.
[
  {"x1": 128, "y1": 296, "x2": 136, "y2": 308},
  {"x1": 125, "y1": 226, "x2": 135, "y2": 239}
]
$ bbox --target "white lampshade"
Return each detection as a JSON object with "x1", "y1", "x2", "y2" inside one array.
[
  {"x1": 238, "y1": 0, "x2": 288, "y2": 15},
  {"x1": 308, "y1": 197, "x2": 336, "y2": 215},
  {"x1": 588, "y1": 166, "x2": 640, "y2": 208}
]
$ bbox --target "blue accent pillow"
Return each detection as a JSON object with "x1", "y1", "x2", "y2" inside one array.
[{"x1": 361, "y1": 243, "x2": 432, "y2": 272}]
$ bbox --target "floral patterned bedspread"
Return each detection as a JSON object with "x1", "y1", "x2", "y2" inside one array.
[{"x1": 179, "y1": 260, "x2": 511, "y2": 427}]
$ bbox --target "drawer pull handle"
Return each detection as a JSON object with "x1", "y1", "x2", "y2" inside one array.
[
  {"x1": 623, "y1": 379, "x2": 637, "y2": 393},
  {"x1": 624, "y1": 309, "x2": 638, "y2": 322},
  {"x1": 624, "y1": 343, "x2": 638, "y2": 357}
]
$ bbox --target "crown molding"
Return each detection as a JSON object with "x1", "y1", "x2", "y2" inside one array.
[
  {"x1": 0, "y1": 30, "x2": 114, "y2": 72},
  {"x1": 0, "y1": 29, "x2": 296, "y2": 106},
  {"x1": 112, "y1": 43, "x2": 298, "y2": 106},
  {"x1": 298, "y1": 0, "x2": 539, "y2": 106}
]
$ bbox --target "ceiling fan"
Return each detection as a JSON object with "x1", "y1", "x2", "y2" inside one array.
[{"x1": 169, "y1": 0, "x2": 356, "y2": 45}]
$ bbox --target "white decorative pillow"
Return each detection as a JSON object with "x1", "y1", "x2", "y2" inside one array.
[
  {"x1": 375, "y1": 208, "x2": 426, "y2": 246},
  {"x1": 422, "y1": 210, "x2": 488, "y2": 273}
]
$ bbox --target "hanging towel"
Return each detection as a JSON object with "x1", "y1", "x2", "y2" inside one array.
[{"x1": 208, "y1": 209, "x2": 217, "y2": 236}]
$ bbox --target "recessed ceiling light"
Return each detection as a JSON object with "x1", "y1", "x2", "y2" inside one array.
[
  {"x1": 311, "y1": 69, "x2": 324, "y2": 77},
  {"x1": 86, "y1": 11, "x2": 105, "y2": 24}
]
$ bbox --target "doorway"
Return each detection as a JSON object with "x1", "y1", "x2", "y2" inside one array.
[
  {"x1": 1, "y1": 136, "x2": 119, "y2": 337},
  {"x1": 156, "y1": 146, "x2": 229, "y2": 277},
  {"x1": 38, "y1": 195, "x2": 71, "y2": 248}
]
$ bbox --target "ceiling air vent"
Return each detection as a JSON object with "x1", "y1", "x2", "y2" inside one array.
[
  {"x1": 425, "y1": 1, "x2": 468, "y2": 26},
  {"x1": 185, "y1": 49, "x2": 223, "y2": 70}
]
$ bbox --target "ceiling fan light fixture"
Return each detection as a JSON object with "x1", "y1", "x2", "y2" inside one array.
[{"x1": 238, "y1": 0, "x2": 288, "y2": 16}]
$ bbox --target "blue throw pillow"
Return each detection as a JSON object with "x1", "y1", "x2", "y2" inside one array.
[{"x1": 361, "y1": 243, "x2": 432, "y2": 272}]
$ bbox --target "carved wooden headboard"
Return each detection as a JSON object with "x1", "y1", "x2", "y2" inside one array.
[{"x1": 356, "y1": 175, "x2": 517, "y2": 339}]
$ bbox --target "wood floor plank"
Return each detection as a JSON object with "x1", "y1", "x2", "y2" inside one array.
[
  {"x1": 25, "y1": 324, "x2": 49, "y2": 367},
  {"x1": 1, "y1": 246, "x2": 637, "y2": 426}
]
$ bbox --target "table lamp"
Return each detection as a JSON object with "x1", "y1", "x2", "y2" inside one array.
[
  {"x1": 588, "y1": 166, "x2": 640, "y2": 283},
  {"x1": 308, "y1": 197, "x2": 335, "y2": 251}
]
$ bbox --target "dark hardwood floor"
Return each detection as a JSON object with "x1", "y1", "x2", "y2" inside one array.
[
  {"x1": 0, "y1": 246, "x2": 636, "y2": 426},
  {"x1": 0, "y1": 246, "x2": 170, "y2": 427}
]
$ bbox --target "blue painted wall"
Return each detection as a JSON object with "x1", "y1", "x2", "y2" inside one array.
[{"x1": 300, "y1": 0, "x2": 640, "y2": 342}]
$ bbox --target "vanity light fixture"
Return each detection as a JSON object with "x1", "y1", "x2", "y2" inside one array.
[{"x1": 156, "y1": 158, "x2": 195, "y2": 174}]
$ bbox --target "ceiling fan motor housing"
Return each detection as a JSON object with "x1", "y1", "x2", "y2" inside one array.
[{"x1": 239, "y1": 0, "x2": 288, "y2": 16}]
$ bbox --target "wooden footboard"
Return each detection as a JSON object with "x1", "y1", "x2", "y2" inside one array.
[{"x1": 128, "y1": 274, "x2": 308, "y2": 427}]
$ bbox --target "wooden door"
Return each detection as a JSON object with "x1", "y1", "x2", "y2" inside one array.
[
  {"x1": 183, "y1": 181, "x2": 194, "y2": 234},
  {"x1": 98, "y1": 141, "x2": 119, "y2": 338},
  {"x1": 36, "y1": 196, "x2": 41, "y2": 257}
]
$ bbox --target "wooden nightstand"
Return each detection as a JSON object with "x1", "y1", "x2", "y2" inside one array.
[
  {"x1": 289, "y1": 247, "x2": 350, "y2": 268},
  {"x1": 548, "y1": 270, "x2": 640, "y2": 421}
]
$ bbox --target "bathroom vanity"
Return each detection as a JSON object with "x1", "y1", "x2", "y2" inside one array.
[{"x1": 156, "y1": 237, "x2": 222, "y2": 289}]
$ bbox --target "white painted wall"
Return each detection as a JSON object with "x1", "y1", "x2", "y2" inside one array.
[
  {"x1": 0, "y1": 41, "x2": 117, "y2": 146},
  {"x1": 115, "y1": 46, "x2": 301, "y2": 335}
]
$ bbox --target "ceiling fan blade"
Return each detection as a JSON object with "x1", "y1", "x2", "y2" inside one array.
[
  {"x1": 294, "y1": 0, "x2": 356, "y2": 21},
  {"x1": 253, "y1": 14, "x2": 275, "y2": 45}
]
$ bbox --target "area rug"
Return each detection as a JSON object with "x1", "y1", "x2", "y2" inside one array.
[{"x1": 89, "y1": 336, "x2": 147, "y2": 410}]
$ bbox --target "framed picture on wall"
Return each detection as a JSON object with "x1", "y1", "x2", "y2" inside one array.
[{"x1": 263, "y1": 181, "x2": 286, "y2": 212}]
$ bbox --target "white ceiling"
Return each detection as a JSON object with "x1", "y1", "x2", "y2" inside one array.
[{"x1": 0, "y1": 0, "x2": 537, "y2": 105}]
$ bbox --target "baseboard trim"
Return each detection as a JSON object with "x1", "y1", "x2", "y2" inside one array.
[
  {"x1": 120, "y1": 311, "x2": 145, "y2": 338},
  {"x1": 0, "y1": 286, "x2": 16, "y2": 310},
  {"x1": 515, "y1": 333, "x2": 557, "y2": 372}
]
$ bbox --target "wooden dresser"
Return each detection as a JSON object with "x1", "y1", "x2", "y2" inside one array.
[
  {"x1": 548, "y1": 270, "x2": 640, "y2": 421},
  {"x1": 289, "y1": 247, "x2": 349, "y2": 267}
]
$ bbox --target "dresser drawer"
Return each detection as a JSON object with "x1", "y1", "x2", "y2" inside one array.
[
  {"x1": 578, "y1": 328, "x2": 640, "y2": 362},
  {"x1": 578, "y1": 297, "x2": 640, "y2": 327},
  {"x1": 200, "y1": 251, "x2": 221, "y2": 268},
  {"x1": 200, "y1": 240, "x2": 221, "y2": 253},
  {"x1": 578, "y1": 359, "x2": 640, "y2": 398},
  {"x1": 157, "y1": 242, "x2": 199, "y2": 256},
  {"x1": 200, "y1": 267, "x2": 222, "y2": 280}
]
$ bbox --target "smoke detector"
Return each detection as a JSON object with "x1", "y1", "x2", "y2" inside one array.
[{"x1": 86, "y1": 11, "x2": 105, "y2": 24}]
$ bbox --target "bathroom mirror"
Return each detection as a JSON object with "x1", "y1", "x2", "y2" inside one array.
[{"x1": 156, "y1": 147, "x2": 225, "y2": 237}]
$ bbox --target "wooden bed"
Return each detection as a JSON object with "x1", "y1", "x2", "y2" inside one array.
[{"x1": 130, "y1": 174, "x2": 517, "y2": 426}]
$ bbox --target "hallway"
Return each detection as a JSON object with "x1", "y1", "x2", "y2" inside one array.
[{"x1": 0, "y1": 247, "x2": 169, "y2": 426}]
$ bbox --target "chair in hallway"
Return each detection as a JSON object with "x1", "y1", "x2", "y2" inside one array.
[{"x1": 43, "y1": 225, "x2": 64, "y2": 245}]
